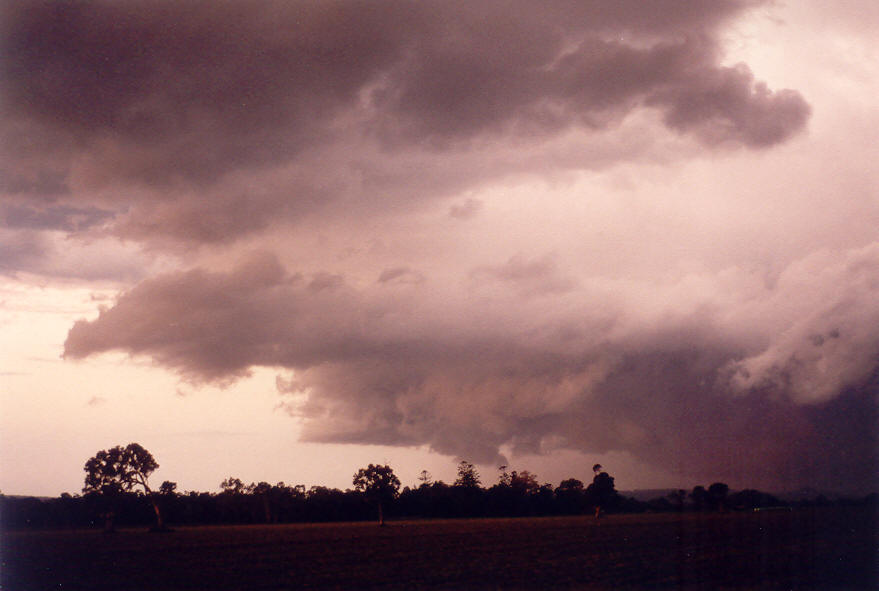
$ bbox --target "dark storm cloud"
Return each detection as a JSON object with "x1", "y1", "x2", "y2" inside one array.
[
  {"x1": 24, "y1": 0, "x2": 871, "y2": 494},
  {"x1": 2, "y1": 203, "x2": 114, "y2": 232},
  {"x1": 1, "y1": 0, "x2": 403, "y2": 180},
  {"x1": 0, "y1": 168, "x2": 68, "y2": 196},
  {"x1": 649, "y1": 63, "x2": 811, "y2": 147},
  {"x1": 2, "y1": 0, "x2": 808, "y2": 245},
  {"x1": 64, "y1": 245, "x2": 879, "y2": 492},
  {"x1": 0, "y1": 229, "x2": 48, "y2": 275}
]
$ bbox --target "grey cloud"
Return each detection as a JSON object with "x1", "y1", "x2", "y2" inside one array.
[
  {"x1": 727, "y1": 244, "x2": 879, "y2": 402},
  {"x1": 471, "y1": 254, "x2": 576, "y2": 295},
  {"x1": 284, "y1": 329, "x2": 877, "y2": 493},
  {"x1": 63, "y1": 245, "x2": 879, "y2": 492},
  {"x1": 378, "y1": 267, "x2": 426, "y2": 285},
  {"x1": 372, "y1": 31, "x2": 808, "y2": 148},
  {"x1": 1, "y1": 0, "x2": 404, "y2": 181},
  {"x1": 2, "y1": 203, "x2": 114, "y2": 232},
  {"x1": 449, "y1": 199, "x2": 483, "y2": 220},
  {"x1": 0, "y1": 168, "x2": 68, "y2": 196},
  {"x1": 0, "y1": 229, "x2": 48, "y2": 275},
  {"x1": 64, "y1": 252, "x2": 375, "y2": 381},
  {"x1": 1, "y1": 0, "x2": 809, "y2": 247},
  {"x1": 0, "y1": 227, "x2": 148, "y2": 281},
  {"x1": 649, "y1": 63, "x2": 811, "y2": 147},
  {"x1": 307, "y1": 272, "x2": 346, "y2": 293}
]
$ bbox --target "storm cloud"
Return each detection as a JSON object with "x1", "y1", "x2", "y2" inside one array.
[
  {"x1": 6, "y1": 1, "x2": 876, "y2": 494},
  {"x1": 2, "y1": 0, "x2": 808, "y2": 244},
  {"x1": 64, "y1": 243, "x2": 879, "y2": 492}
]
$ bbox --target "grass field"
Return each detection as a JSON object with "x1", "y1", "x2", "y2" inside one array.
[{"x1": 2, "y1": 507, "x2": 876, "y2": 590}]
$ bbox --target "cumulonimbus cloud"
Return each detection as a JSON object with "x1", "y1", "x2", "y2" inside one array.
[
  {"x1": 15, "y1": 0, "x2": 873, "y2": 493},
  {"x1": 2, "y1": 0, "x2": 809, "y2": 248},
  {"x1": 64, "y1": 243, "x2": 879, "y2": 492}
]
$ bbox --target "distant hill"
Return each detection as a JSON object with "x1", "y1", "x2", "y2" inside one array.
[
  {"x1": 619, "y1": 487, "x2": 874, "y2": 504},
  {"x1": 771, "y1": 488, "x2": 859, "y2": 502},
  {"x1": 0, "y1": 494, "x2": 54, "y2": 501}
]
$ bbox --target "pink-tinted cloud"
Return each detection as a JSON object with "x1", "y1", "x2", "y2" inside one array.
[
  {"x1": 378, "y1": 267, "x2": 426, "y2": 286},
  {"x1": 63, "y1": 245, "x2": 879, "y2": 492},
  {"x1": 449, "y1": 199, "x2": 483, "y2": 220},
  {"x1": 12, "y1": 0, "x2": 875, "y2": 495},
  {"x1": 471, "y1": 254, "x2": 576, "y2": 296},
  {"x1": 727, "y1": 244, "x2": 879, "y2": 402},
  {"x1": 1, "y1": 0, "x2": 809, "y2": 246}
]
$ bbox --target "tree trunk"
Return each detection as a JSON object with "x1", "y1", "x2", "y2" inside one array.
[
  {"x1": 103, "y1": 510, "x2": 115, "y2": 533},
  {"x1": 378, "y1": 501, "x2": 384, "y2": 526},
  {"x1": 263, "y1": 496, "x2": 272, "y2": 523},
  {"x1": 149, "y1": 494, "x2": 165, "y2": 530}
]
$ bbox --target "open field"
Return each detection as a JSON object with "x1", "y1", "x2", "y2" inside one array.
[{"x1": 2, "y1": 507, "x2": 876, "y2": 590}]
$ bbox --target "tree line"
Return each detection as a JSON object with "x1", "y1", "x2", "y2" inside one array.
[{"x1": 2, "y1": 444, "x2": 875, "y2": 531}]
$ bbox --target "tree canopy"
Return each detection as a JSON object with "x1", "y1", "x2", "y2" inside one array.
[
  {"x1": 83, "y1": 443, "x2": 165, "y2": 530},
  {"x1": 454, "y1": 461, "x2": 481, "y2": 488},
  {"x1": 353, "y1": 464, "x2": 400, "y2": 525}
]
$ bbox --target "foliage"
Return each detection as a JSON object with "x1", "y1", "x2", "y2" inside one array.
[
  {"x1": 83, "y1": 443, "x2": 159, "y2": 496},
  {"x1": 690, "y1": 485, "x2": 708, "y2": 511},
  {"x1": 353, "y1": 464, "x2": 401, "y2": 501},
  {"x1": 353, "y1": 464, "x2": 401, "y2": 525},
  {"x1": 14, "y1": 456, "x2": 873, "y2": 531},
  {"x1": 220, "y1": 477, "x2": 246, "y2": 495},
  {"x1": 453, "y1": 461, "x2": 481, "y2": 488},
  {"x1": 708, "y1": 482, "x2": 730, "y2": 511},
  {"x1": 586, "y1": 469, "x2": 620, "y2": 515},
  {"x1": 83, "y1": 443, "x2": 164, "y2": 530},
  {"x1": 4, "y1": 480, "x2": 872, "y2": 531},
  {"x1": 556, "y1": 478, "x2": 586, "y2": 515}
]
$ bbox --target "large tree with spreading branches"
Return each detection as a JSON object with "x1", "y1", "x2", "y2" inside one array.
[
  {"x1": 83, "y1": 443, "x2": 166, "y2": 531},
  {"x1": 352, "y1": 464, "x2": 400, "y2": 526}
]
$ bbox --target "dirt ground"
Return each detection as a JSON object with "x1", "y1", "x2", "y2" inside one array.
[{"x1": 2, "y1": 507, "x2": 876, "y2": 590}]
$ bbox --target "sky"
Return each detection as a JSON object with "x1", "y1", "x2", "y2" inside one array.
[{"x1": 1, "y1": 0, "x2": 877, "y2": 498}]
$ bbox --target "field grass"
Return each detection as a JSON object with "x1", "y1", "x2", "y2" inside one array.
[{"x1": 2, "y1": 507, "x2": 876, "y2": 590}]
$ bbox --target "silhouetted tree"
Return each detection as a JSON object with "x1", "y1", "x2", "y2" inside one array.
[
  {"x1": 667, "y1": 489, "x2": 686, "y2": 512},
  {"x1": 510, "y1": 470, "x2": 540, "y2": 495},
  {"x1": 157, "y1": 481, "x2": 179, "y2": 523},
  {"x1": 417, "y1": 470, "x2": 433, "y2": 488},
  {"x1": 451, "y1": 461, "x2": 484, "y2": 515},
  {"x1": 268, "y1": 482, "x2": 306, "y2": 522},
  {"x1": 690, "y1": 485, "x2": 708, "y2": 511},
  {"x1": 217, "y1": 477, "x2": 249, "y2": 522},
  {"x1": 586, "y1": 466, "x2": 619, "y2": 518},
  {"x1": 405, "y1": 480, "x2": 457, "y2": 518},
  {"x1": 533, "y1": 482, "x2": 556, "y2": 515},
  {"x1": 83, "y1": 443, "x2": 166, "y2": 531},
  {"x1": 707, "y1": 482, "x2": 730, "y2": 512},
  {"x1": 353, "y1": 464, "x2": 400, "y2": 525},
  {"x1": 454, "y1": 461, "x2": 481, "y2": 488},
  {"x1": 728, "y1": 489, "x2": 785, "y2": 511},
  {"x1": 485, "y1": 469, "x2": 545, "y2": 516},
  {"x1": 306, "y1": 486, "x2": 360, "y2": 521},
  {"x1": 556, "y1": 478, "x2": 586, "y2": 514},
  {"x1": 252, "y1": 481, "x2": 274, "y2": 522},
  {"x1": 220, "y1": 477, "x2": 246, "y2": 495}
]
